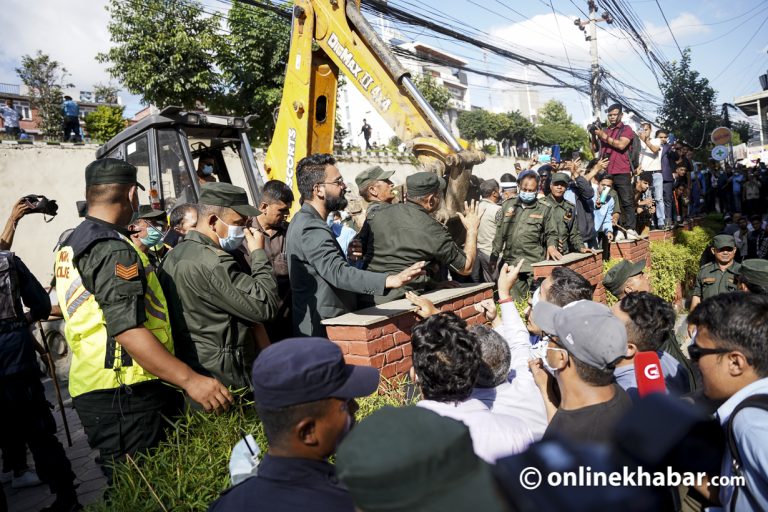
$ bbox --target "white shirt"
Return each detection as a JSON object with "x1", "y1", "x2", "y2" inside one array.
[
  {"x1": 470, "y1": 302, "x2": 548, "y2": 439},
  {"x1": 638, "y1": 137, "x2": 662, "y2": 172},
  {"x1": 417, "y1": 398, "x2": 533, "y2": 463}
]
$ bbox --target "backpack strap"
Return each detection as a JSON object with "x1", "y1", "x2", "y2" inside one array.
[{"x1": 726, "y1": 393, "x2": 768, "y2": 512}]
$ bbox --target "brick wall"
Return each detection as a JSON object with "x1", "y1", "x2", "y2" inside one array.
[
  {"x1": 609, "y1": 238, "x2": 651, "y2": 267},
  {"x1": 323, "y1": 283, "x2": 493, "y2": 380},
  {"x1": 531, "y1": 251, "x2": 606, "y2": 303}
]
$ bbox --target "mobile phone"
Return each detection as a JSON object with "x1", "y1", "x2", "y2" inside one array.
[{"x1": 571, "y1": 151, "x2": 580, "y2": 161}]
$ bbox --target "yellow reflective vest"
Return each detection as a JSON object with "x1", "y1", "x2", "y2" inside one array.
[{"x1": 54, "y1": 237, "x2": 174, "y2": 398}]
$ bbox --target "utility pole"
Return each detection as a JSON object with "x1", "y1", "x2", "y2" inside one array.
[{"x1": 575, "y1": 2, "x2": 613, "y2": 121}]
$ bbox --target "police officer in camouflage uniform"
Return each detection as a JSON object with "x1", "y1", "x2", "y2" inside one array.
[
  {"x1": 540, "y1": 172, "x2": 585, "y2": 255},
  {"x1": 690, "y1": 234, "x2": 741, "y2": 311},
  {"x1": 491, "y1": 170, "x2": 560, "y2": 299},
  {"x1": 53, "y1": 159, "x2": 232, "y2": 481},
  {"x1": 158, "y1": 182, "x2": 278, "y2": 389},
  {"x1": 363, "y1": 172, "x2": 481, "y2": 305}
]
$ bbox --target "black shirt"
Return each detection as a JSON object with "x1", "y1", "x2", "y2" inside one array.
[
  {"x1": 208, "y1": 454, "x2": 354, "y2": 512},
  {"x1": 543, "y1": 385, "x2": 632, "y2": 444}
]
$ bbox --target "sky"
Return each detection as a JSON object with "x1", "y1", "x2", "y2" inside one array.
[{"x1": 1, "y1": 0, "x2": 766, "y2": 127}]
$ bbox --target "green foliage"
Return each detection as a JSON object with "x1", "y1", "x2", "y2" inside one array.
[
  {"x1": 457, "y1": 108, "x2": 500, "y2": 142},
  {"x1": 87, "y1": 383, "x2": 411, "y2": 511},
  {"x1": 411, "y1": 74, "x2": 452, "y2": 115},
  {"x1": 732, "y1": 121, "x2": 752, "y2": 145},
  {"x1": 84, "y1": 105, "x2": 127, "y2": 143},
  {"x1": 482, "y1": 142, "x2": 497, "y2": 155},
  {"x1": 649, "y1": 240, "x2": 697, "y2": 303},
  {"x1": 387, "y1": 135, "x2": 402, "y2": 151},
  {"x1": 98, "y1": 0, "x2": 223, "y2": 110},
  {"x1": 15, "y1": 51, "x2": 73, "y2": 139},
  {"x1": 493, "y1": 110, "x2": 535, "y2": 144},
  {"x1": 93, "y1": 83, "x2": 120, "y2": 104},
  {"x1": 657, "y1": 49, "x2": 718, "y2": 149},
  {"x1": 674, "y1": 226, "x2": 715, "y2": 276},
  {"x1": 533, "y1": 100, "x2": 589, "y2": 155}
]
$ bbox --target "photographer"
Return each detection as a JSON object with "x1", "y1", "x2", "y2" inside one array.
[{"x1": 594, "y1": 104, "x2": 637, "y2": 234}]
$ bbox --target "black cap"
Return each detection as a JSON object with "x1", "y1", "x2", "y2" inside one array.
[
  {"x1": 85, "y1": 158, "x2": 145, "y2": 190},
  {"x1": 198, "y1": 182, "x2": 260, "y2": 217},
  {"x1": 251, "y1": 338, "x2": 380, "y2": 410},
  {"x1": 336, "y1": 407, "x2": 506, "y2": 512},
  {"x1": 132, "y1": 205, "x2": 166, "y2": 223},
  {"x1": 406, "y1": 172, "x2": 445, "y2": 196}
]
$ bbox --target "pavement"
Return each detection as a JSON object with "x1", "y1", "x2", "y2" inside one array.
[{"x1": 3, "y1": 377, "x2": 107, "y2": 511}]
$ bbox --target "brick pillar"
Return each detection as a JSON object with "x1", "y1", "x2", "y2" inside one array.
[
  {"x1": 531, "y1": 251, "x2": 606, "y2": 303},
  {"x1": 324, "y1": 284, "x2": 493, "y2": 379},
  {"x1": 609, "y1": 238, "x2": 651, "y2": 267}
]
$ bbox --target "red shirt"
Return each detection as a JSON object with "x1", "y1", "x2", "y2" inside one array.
[{"x1": 603, "y1": 122, "x2": 635, "y2": 175}]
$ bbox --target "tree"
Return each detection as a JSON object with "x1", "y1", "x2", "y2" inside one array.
[
  {"x1": 216, "y1": 0, "x2": 291, "y2": 141},
  {"x1": 456, "y1": 108, "x2": 501, "y2": 142},
  {"x1": 15, "y1": 51, "x2": 73, "y2": 139},
  {"x1": 533, "y1": 100, "x2": 589, "y2": 155},
  {"x1": 93, "y1": 83, "x2": 120, "y2": 104},
  {"x1": 493, "y1": 110, "x2": 534, "y2": 145},
  {"x1": 84, "y1": 105, "x2": 126, "y2": 143},
  {"x1": 411, "y1": 74, "x2": 452, "y2": 115},
  {"x1": 98, "y1": 0, "x2": 222, "y2": 110},
  {"x1": 657, "y1": 48, "x2": 718, "y2": 147},
  {"x1": 732, "y1": 121, "x2": 752, "y2": 145}
]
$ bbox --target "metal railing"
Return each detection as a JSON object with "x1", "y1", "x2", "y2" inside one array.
[{"x1": 0, "y1": 83, "x2": 21, "y2": 95}]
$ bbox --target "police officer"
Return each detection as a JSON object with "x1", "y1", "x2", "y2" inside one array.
[
  {"x1": 363, "y1": 172, "x2": 481, "y2": 305},
  {"x1": 0, "y1": 251, "x2": 79, "y2": 511},
  {"x1": 540, "y1": 172, "x2": 585, "y2": 255},
  {"x1": 737, "y1": 259, "x2": 768, "y2": 295},
  {"x1": 158, "y1": 182, "x2": 278, "y2": 389},
  {"x1": 491, "y1": 170, "x2": 560, "y2": 299},
  {"x1": 54, "y1": 159, "x2": 232, "y2": 481},
  {"x1": 128, "y1": 205, "x2": 169, "y2": 266},
  {"x1": 602, "y1": 259, "x2": 650, "y2": 300},
  {"x1": 349, "y1": 166, "x2": 395, "y2": 268},
  {"x1": 690, "y1": 234, "x2": 741, "y2": 311}
]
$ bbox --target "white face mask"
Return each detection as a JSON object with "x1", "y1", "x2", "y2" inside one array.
[
  {"x1": 216, "y1": 219, "x2": 245, "y2": 251},
  {"x1": 531, "y1": 338, "x2": 567, "y2": 376}
]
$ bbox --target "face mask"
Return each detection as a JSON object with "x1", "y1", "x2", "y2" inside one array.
[
  {"x1": 519, "y1": 191, "x2": 537, "y2": 203},
  {"x1": 202, "y1": 164, "x2": 214, "y2": 176},
  {"x1": 140, "y1": 225, "x2": 165, "y2": 248},
  {"x1": 216, "y1": 219, "x2": 245, "y2": 251},
  {"x1": 531, "y1": 338, "x2": 564, "y2": 376}
]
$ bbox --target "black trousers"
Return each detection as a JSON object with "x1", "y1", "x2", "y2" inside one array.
[
  {"x1": 0, "y1": 371, "x2": 76, "y2": 496},
  {"x1": 63, "y1": 116, "x2": 80, "y2": 142},
  {"x1": 73, "y1": 380, "x2": 183, "y2": 483},
  {"x1": 663, "y1": 181, "x2": 675, "y2": 224},
  {"x1": 612, "y1": 173, "x2": 636, "y2": 231}
]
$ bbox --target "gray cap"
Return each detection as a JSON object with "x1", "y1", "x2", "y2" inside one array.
[{"x1": 532, "y1": 300, "x2": 627, "y2": 370}]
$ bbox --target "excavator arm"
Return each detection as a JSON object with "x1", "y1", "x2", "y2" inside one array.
[{"x1": 264, "y1": 0, "x2": 484, "y2": 216}]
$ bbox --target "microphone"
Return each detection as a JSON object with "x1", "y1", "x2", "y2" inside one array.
[{"x1": 634, "y1": 351, "x2": 667, "y2": 398}]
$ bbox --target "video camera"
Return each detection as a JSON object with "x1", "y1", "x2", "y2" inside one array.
[{"x1": 23, "y1": 195, "x2": 59, "y2": 218}]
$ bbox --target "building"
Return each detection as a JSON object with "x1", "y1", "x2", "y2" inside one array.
[
  {"x1": 0, "y1": 83, "x2": 121, "y2": 139},
  {"x1": 734, "y1": 89, "x2": 768, "y2": 153}
]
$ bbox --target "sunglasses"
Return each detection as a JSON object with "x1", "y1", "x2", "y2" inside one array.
[{"x1": 687, "y1": 343, "x2": 731, "y2": 363}]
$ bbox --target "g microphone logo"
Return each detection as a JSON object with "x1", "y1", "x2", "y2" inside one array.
[{"x1": 644, "y1": 364, "x2": 661, "y2": 380}]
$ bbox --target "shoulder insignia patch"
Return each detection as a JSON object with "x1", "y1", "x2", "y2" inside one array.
[
  {"x1": 115, "y1": 262, "x2": 139, "y2": 280},
  {"x1": 529, "y1": 214, "x2": 543, "y2": 219}
]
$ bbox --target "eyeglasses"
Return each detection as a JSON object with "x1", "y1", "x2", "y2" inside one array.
[
  {"x1": 687, "y1": 343, "x2": 731, "y2": 363},
  {"x1": 319, "y1": 177, "x2": 345, "y2": 187}
]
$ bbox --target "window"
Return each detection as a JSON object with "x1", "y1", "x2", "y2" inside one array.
[
  {"x1": 157, "y1": 129, "x2": 195, "y2": 210},
  {"x1": 14, "y1": 101, "x2": 31, "y2": 120},
  {"x1": 125, "y1": 133, "x2": 156, "y2": 208}
]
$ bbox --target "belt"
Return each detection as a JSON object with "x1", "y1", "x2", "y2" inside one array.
[{"x1": 0, "y1": 320, "x2": 27, "y2": 334}]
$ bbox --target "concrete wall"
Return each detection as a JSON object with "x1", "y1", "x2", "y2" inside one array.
[{"x1": 0, "y1": 142, "x2": 523, "y2": 283}]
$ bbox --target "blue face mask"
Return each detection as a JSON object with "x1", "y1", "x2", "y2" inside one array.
[
  {"x1": 217, "y1": 219, "x2": 245, "y2": 251},
  {"x1": 202, "y1": 164, "x2": 214, "y2": 176},
  {"x1": 140, "y1": 225, "x2": 165, "y2": 248},
  {"x1": 519, "y1": 191, "x2": 537, "y2": 203}
]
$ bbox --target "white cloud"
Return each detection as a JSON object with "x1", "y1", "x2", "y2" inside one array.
[{"x1": 0, "y1": 0, "x2": 112, "y2": 93}]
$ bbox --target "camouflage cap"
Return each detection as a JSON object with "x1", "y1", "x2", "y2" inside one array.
[
  {"x1": 739, "y1": 259, "x2": 768, "y2": 288},
  {"x1": 85, "y1": 158, "x2": 145, "y2": 190},
  {"x1": 712, "y1": 234, "x2": 736, "y2": 249},
  {"x1": 355, "y1": 166, "x2": 395, "y2": 191},
  {"x1": 602, "y1": 259, "x2": 646, "y2": 297},
  {"x1": 406, "y1": 172, "x2": 446, "y2": 197},
  {"x1": 198, "y1": 182, "x2": 260, "y2": 217}
]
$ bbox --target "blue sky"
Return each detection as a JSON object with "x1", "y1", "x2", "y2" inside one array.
[{"x1": 1, "y1": 0, "x2": 765, "y2": 126}]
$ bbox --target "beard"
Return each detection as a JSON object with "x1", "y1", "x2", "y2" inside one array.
[{"x1": 325, "y1": 192, "x2": 348, "y2": 212}]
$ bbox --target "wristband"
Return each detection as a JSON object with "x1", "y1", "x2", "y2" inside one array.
[{"x1": 498, "y1": 297, "x2": 515, "y2": 304}]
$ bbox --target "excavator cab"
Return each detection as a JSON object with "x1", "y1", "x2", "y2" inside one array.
[{"x1": 96, "y1": 106, "x2": 265, "y2": 213}]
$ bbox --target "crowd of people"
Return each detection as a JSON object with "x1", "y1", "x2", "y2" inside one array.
[{"x1": 1, "y1": 115, "x2": 767, "y2": 511}]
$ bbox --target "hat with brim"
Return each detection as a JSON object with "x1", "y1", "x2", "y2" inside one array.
[
  {"x1": 198, "y1": 182, "x2": 261, "y2": 217},
  {"x1": 356, "y1": 165, "x2": 395, "y2": 191},
  {"x1": 712, "y1": 234, "x2": 736, "y2": 250},
  {"x1": 406, "y1": 172, "x2": 446, "y2": 196},
  {"x1": 602, "y1": 259, "x2": 646, "y2": 297},
  {"x1": 85, "y1": 158, "x2": 145, "y2": 190},
  {"x1": 739, "y1": 259, "x2": 768, "y2": 288},
  {"x1": 336, "y1": 406, "x2": 506, "y2": 512},
  {"x1": 132, "y1": 205, "x2": 167, "y2": 224},
  {"x1": 551, "y1": 172, "x2": 572, "y2": 185},
  {"x1": 251, "y1": 337, "x2": 379, "y2": 410}
]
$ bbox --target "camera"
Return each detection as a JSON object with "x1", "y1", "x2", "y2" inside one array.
[{"x1": 23, "y1": 195, "x2": 59, "y2": 217}]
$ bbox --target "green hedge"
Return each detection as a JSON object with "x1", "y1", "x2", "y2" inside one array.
[{"x1": 87, "y1": 383, "x2": 410, "y2": 511}]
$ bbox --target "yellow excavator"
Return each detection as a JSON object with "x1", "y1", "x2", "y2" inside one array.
[
  {"x1": 98, "y1": 0, "x2": 484, "y2": 219},
  {"x1": 264, "y1": 0, "x2": 485, "y2": 217}
]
